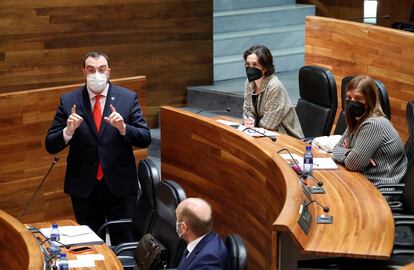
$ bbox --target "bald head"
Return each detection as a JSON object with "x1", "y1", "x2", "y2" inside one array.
[{"x1": 176, "y1": 198, "x2": 213, "y2": 237}]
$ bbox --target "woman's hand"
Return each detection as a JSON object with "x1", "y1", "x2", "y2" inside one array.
[
  {"x1": 243, "y1": 117, "x2": 255, "y2": 128},
  {"x1": 342, "y1": 137, "x2": 349, "y2": 148}
]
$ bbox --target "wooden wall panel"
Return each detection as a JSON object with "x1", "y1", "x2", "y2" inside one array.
[
  {"x1": 305, "y1": 16, "x2": 413, "y2": 141},
  {"x1": 0, "y1": 77, "x2": 148, "y2": 223},
  {"x1": 0, "y1": 1, "x2": 213, "y2": 128},
  {"x1": 297, "y1": 0, "x2": 363, "y2": 22},
  {"x1": 377, "y1": 0, "x2": 414, "y2": 27}
]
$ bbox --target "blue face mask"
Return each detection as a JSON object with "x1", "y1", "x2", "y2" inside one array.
[
  {"x1": 347, "y1": 100, "x2": 366, "y2": 118},
  {"x1": 246, "y1": 67, "x2": 263, "y2": 82}
]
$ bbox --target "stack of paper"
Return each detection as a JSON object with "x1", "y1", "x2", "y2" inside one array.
[{"x1": 40, "y1": 225, "x2": 104, "y2": 246}]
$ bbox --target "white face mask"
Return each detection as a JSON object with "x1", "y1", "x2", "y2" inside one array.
[{"x1": 87, "y1": 72, "x2": 108, "y2": 93}]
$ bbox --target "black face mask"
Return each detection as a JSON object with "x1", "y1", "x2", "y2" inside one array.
[
  {"x1": 347, "y1": 100, "x2": 366, "y2": 118},
  {"x1": 246, "y1": 67, "x2": 263, "y2": 82}
]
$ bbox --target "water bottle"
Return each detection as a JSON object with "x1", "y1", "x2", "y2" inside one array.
[
  {"x1": 50, "y1": 223, "x2": 61, "y2": 257},
  {"x1": 50, "y1": 223, "x2": 61, "y2": 241},
  {"x1": 58, "y1": 253, "x2": 69, "y2": 270},
  {"x1": 303, "y1": 145, "x2": 313, "y2": 177}
]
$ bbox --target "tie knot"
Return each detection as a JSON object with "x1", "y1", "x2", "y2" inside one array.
[{"x1": 95, "y1": 95, "x2": 101, "y2": 102}]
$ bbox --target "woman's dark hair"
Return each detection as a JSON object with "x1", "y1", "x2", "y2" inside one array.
[
  {"x1": 345, "y1": 75, "x2": 385, "y2": 132},
  {"x1": 243, "y1": 45, "x2": 275, "y2": 76}
]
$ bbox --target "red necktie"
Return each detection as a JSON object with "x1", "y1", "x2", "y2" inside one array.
[{"x1": 93, "y1": 95, "x2": 104, "y2": 180}]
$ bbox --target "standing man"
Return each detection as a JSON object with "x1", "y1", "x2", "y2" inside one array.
[
  {"x1": 176, "y1": 198, "x2": 228, "y2": 270},
  {"x1": 45, "y1": 52, "x2": 151, "y2": 245}
]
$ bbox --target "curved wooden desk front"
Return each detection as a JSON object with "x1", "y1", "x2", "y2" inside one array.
[
  {"x1": 0, "y1": 209, "x2": 44, "y2": 270},
  {"x1": 160, "y1": 106, "x2": 394, "y2": 270}
]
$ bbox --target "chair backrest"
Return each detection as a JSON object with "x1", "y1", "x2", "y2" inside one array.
[
  {"x1": 402, "y1": 155, "x2": 414, "y2": 215},
  {"x1": 150, "y1": 180, "x2": 187, "y2": 268},
  {"x1": 334, "y1": 76, "x2": 391, "y2": 135},
  {"x1": 405, "y1": 101, "x2": 414, "y2": 164},
  {"x1": 133, "y1": 159, "x2": 161, "y2": 240},
  {"x1": 225, "y1": 234, "x2": 247, "y2": 270},
  {"x1": 296, "y1": 65, "x2": 338, "y2": 137}
]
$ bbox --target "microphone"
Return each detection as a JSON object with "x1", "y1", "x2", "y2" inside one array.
[
  {"x1": 242, "y1": 127, "x2": 277, "y2": 142},
  {"x1": 306, "y1": 200, "x2": 329, "y2": 213},
  {"x1": 302, "y1": 170, "x2": 324, "y2": 187},
  {"x1": 17, "y1": 157, "x2": 59, "y2": 220},
  {"x1": 196, "y1": 108, "x2": 231, "y2": 114},
  {"x1": 277, "y1": 148, "x2": 324, "y2": 189},
  {"x1": 305, "y1": 200, "x2": 333, "y2": 224},
  {"x1": 38, "y1": 236, "x2": 71, "y2": 250},
  {"x1": 277, "y1": 148, "x2": 302, "y2": 175},
  {"x1": 277, "y1": 148, "x2": 325, "y2": 194}
]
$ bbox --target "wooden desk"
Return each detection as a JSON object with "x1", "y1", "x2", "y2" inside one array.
[
  {"x1": 31, "y1": 219, "x2": 123, "y2": 270},
  {"x1": 0, "y1": 209, "x2": 43, "y2": 270},
  {"x1": 160, "y1": 106, "x2": 394, "y2": 270}
]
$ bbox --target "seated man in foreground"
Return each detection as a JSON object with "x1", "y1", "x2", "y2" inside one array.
[{"x1": 176, "y1": 198, "x2": 228, "y2": 270}]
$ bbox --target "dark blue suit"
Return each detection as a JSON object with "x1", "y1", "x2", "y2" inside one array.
[
  {"x1": 177, "y1": 231, "x2": 228, "y2": 270},
  {"x1": 45, "y1": 83, "x2": 151, "y2": 243}
]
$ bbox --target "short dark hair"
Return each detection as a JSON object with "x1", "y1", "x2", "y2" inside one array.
[
  {"x1": 181, "y1": 200, "x2": 213, "y2": 236},
  {"x1": 243, "y1": 45, "x2": 275, "y2": 76},
  {"x1": 83, "y1": 51, "x2": 110, "y2": 67}
]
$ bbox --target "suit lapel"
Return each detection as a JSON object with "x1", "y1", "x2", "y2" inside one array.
[
  {"x1": 79, "y1": 86, "x2": 99, "y2": 137},
  {"x1": 98, "y1": 83, "x2": 119, "y2": 140},
  {"x1": 180, "y1": 231, "x2": 216, "y2": 270}
]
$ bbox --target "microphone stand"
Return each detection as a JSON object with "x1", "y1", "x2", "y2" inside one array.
[
  {"x1": 17, "y1": 157, "x2": 59, "y2": 220},
  {"x1": 242, "y1": 127, "x2": 277, "y2": 142}
]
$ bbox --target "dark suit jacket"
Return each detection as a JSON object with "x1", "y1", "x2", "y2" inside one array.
[
  {"x1": 45, "y1": 83, "x2": 151, "y2": 198},
  {"x1": 177, "y1": 231, "x2": 228, "y2": 270}
]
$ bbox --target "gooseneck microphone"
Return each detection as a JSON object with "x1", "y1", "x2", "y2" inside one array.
[
  {"x1": 38, "y1": 236, "x2": 71, "y2": 250},
  {"x1": 277, "y1": 148, "x2": 324, "y2": 187},
  {"x1": 242, "y1": 127, "x2": 277, "y2": 142},
  {"x1": 196, "y1": 108, "x2": 231, "y2": 114},
  {"x1": 306, "y1": 199, "x2": 329, "y2": 213},
  {"x1": 277, "y1": 148, "x2": 302, "y2": 175},
  {"x1": 17, "y1": 157, "x2": 59, "y2": 220},
  {"x1": 302, "y1": 171, "x2": 324, "y2": 187}
]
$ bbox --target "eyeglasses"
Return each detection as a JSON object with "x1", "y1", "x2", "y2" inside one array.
[{"x1": 85, "y1": 65, "x2": 109, "y2": 75}]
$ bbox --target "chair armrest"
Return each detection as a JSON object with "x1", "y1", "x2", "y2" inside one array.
[
  {"x1": 394, "y1": 215, "x2": 414, "y2": 226},
  {"x1": 377, "y1": 183, "x2": 405, "y2": 189},
  {"x1": 392, "y1": 248, "x2": 414, "y2": 255},
  {"x1": 114, "y1": 241, "x2": 139, "y2": 255},
  {"x1": 97, "y1": 219, "x2": 132, "y2": 238},
  {"x1": 380, "y1": 190, "x2": 403, "y2": 196}
]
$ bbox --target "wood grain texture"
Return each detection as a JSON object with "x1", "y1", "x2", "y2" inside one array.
[
  {"x1": 0, "y1": 0, "x2": 213, "y2": 128},
  {"x1": 0, "y1": 209, "x2": 44, "y2": 270},
  {"x1": 32, "y1": 219, "x2": 123, "y2": 269},
  {"x1": 160, "y1": 107, "x2": 394, "y2": 269},
  {"x1": 0, "y1": 77, "x2": 148, "y2": 223},
  {"x1": 305, "y1": 16, "x2": 413, "y2": 141},
  {"x1": 297, "y1": 0, "x2": 363, "y2": 22},
  {"x1": 377, "y1": 0, "x2": 414, "y2": 27}
]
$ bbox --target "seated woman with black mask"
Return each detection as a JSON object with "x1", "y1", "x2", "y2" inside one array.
[
  {"x1": 332, "y1": 75, "x2": 407, "y2": 189},
  {"x1": 242, "y1": 45, "x2": 303, "y2": 139}
]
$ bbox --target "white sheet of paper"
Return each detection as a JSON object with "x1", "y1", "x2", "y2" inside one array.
[
  {"x1": 68, "y1": 259, "x2": 95, "y2": 267},
  {"x1": 77, "y1": 254, "x2": 105, "y2": 261},
  {"x1": 279, "y1": 153, "x2": 338, "y2": 170},
  {"x1": 39, "y1": 225, "x2": 104, "y2": 246}
]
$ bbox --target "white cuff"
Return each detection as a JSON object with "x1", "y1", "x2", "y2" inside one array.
[{"x1": 63, "y1": 127, "x2": 73, "y2": 144}]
